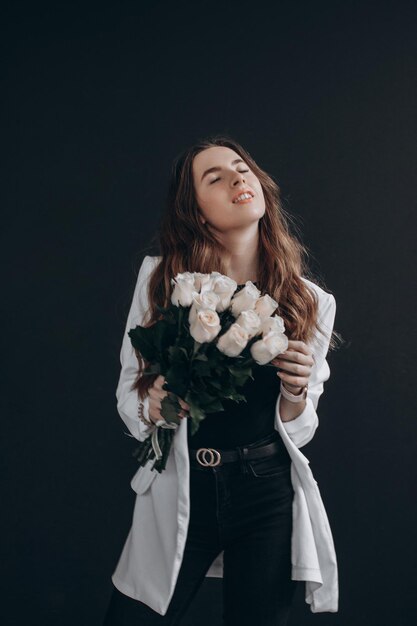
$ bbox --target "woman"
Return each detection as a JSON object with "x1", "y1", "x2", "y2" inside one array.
[{"x1": 103, "y1": 136, "x2": 339, "y2": 625}]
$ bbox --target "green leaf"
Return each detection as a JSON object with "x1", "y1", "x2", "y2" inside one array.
[
  {"x1": 187, "y1": 402, "x2": 206, "y2": 425},
  {"x1": 204, "y1": 397, "x2": 225, "y2": 412},
  {"x1": 208, "y1": 379, "x2": 222, "y2": 390},
  {"x1": 228, "y1": 363, "x2": 252, "y2": 376},
  {"x1": 160, "y1": 393, "x2": 182, "y2": 425},
  {"x1": 128, "y1": 326, "x2": 158, "y2": 362},
  {"x1": 163, "y1": 369, "x2": 189, "y2": 398},
  {"x1": 226, "y1": 392, "x2": 247, "y2": 403},
  {"x1": 189, "y1": 419, "x2": 202, "y2": 436},
  {"x1": 167, "y1": 345, "x2": 189, "y2": 367},
  {"x1": 192, "y1": 360, "x2": 212, "y2": 377},
  {"x1": 144, "y1": 362, "x2": 161, "y2": 375}
]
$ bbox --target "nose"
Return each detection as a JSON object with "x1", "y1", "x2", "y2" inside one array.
[{"x1": 232, "y1": 171, "x2": 246, "y2": 186}]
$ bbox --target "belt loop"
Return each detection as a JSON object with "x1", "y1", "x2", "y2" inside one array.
[{"x1": 237, "y1": 445, "x2": 249, "y2": 474}]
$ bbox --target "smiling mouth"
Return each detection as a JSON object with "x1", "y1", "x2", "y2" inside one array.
[
  {"x1": 232, "y1": 192, "x2": 255, "y2": 204},
  {"x1": 233, "y1": 196, "x2": 254, "y2": 204}
]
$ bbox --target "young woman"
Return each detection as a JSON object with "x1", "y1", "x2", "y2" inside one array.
[{"x1": 103, "y1": 136, "x2": 339, "y2": 625}]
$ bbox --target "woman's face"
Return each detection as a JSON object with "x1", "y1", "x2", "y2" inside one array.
[{"x1": 192, "y1": 146, "x2": 265, "y2": 234}]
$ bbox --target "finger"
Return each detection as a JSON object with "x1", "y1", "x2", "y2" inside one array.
[
  {"x1": 148, "y1": 404, "x2": 163, "y2": 424},
  {"x1": 276, "y1": 360, "x2": 312, "y2": 377},
  {"x1": 276, "y1": 350, "x2": 314, "y2": 367},
  {"x1": 277, "y1": 370, "x2": 309, "y2": 388},
  {"x1": 286, "y1": 340, "x2": 313, "y2": 357},
  {"x1": 149, "y1": 385, "x2": 165, "y2": 401},
  {"x1": 151, "y1": 375, "x2": 164, "y2": 390},
  {"x1": 178, "y1": 398, "x2": 190, "y2": 411}
]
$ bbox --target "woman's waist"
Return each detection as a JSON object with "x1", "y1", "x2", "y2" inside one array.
[{"x1": 188, "y1": 429, "x2": 291, "y2": 470}]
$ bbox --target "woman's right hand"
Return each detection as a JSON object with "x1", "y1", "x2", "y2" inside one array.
[{"x1": 148, "y1": 374, "x2": 190, "y2": 425}]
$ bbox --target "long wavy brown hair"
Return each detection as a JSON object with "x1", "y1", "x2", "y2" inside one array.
[{"x1": 132, "y1": 135, "x2": 340, "y2": 401}]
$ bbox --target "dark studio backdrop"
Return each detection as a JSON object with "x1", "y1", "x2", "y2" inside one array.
[{"x1": 2, "y1": 1, "x2": 417, "y2": 625}]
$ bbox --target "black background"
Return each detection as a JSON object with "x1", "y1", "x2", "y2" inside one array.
[{"x1": 2, "y1": 1, "x2": 417, "y2": 624}]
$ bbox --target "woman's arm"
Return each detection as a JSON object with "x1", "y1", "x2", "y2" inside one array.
[
  {"x1": 115, "y1": 255, "x2": 158, "y2": 442},
  {"x1": 276, "y1": 289, "x2": 337, "y2": 448},
  {"x1": 279, "y1": 390, "x2": 307, "y2": 422}
]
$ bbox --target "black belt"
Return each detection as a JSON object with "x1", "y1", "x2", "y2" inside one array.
[{"x1": 189, "y1": 439, "x2": 286, "y2": 468}]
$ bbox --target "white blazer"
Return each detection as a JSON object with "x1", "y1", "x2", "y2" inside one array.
[{"x1": 111, "y1": 255, "x2": 339, "y2": 615}]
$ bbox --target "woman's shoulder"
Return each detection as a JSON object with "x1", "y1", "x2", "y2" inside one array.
[
  {"x1": 134, "y1": 256, "x2": 161, "y2": 295},
  {"x1": 300, "y1": 276, "x2": 337, "y2": 328},
  {"x1": 142, "y1": 254, "x2": 162, "y2": 266},
  {"x1": 299, "y1": 281, "x2": 337, "y2": 359},
  {"x1": 137, "y1": 255, "x2": 161, "y2": 277},
  {"x1": 300, "y1": 275, "x2": 335, "y2": 302}
]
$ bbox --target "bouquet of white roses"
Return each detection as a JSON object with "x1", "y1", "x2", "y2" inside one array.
[{"x1": 128, "y1": 271, "x2": 288, "y2": 473}]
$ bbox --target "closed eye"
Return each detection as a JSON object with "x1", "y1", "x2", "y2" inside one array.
[{"x1": 210, "y1": 169, "x2": 250, "y2": 184}]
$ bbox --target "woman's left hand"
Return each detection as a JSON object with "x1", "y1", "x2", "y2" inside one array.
[{"x1": 270, "y1": 340, "x2": 315, "y2": 393}]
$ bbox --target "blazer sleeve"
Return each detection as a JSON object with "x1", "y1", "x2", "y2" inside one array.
[
  {"x1": 115, "y1": 255, "x2": 158, "y2": 442},
  {"x1": 276, "y1": 288, "x2": 337, "y2": 448}
]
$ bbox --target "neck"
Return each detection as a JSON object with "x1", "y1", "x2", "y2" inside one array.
[{"x1": 220, "y1": 225, "x2": 259, "y2": 284}]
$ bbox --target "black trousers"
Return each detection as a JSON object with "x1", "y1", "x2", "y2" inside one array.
[{"x1": 103, "y1": 431, "x2": 297, "y2": 626}]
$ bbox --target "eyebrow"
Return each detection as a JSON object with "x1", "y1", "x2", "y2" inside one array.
[{"x1": 200, "y1": 158, "x2": 245, "y2": 182}]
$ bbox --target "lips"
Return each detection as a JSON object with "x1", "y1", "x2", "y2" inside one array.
[{"x1": 232, "y1": 189, "x2": 255, "y2": 203}]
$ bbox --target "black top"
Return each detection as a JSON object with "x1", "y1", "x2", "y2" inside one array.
[{"x1": 186, "y1": 281, "x2": 281, "y2": 448}]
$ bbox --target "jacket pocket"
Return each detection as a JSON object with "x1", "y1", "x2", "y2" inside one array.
[{"x1": 130, "y1": 459, "x2": 158, "y2": 495}]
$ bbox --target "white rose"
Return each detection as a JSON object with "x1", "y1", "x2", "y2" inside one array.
[
  {"x1": 189, "y1": 309, "x2": 221, "y2": 343},
  {"x1": 254, "y1": 294, "x2": 279, "y2": 321},
  {"x1": 171, "y1": 272, "x2": 198, "y2": 307},
  {"x1": 260, "y1": 314, "x2": 286, "y2": 335},
  {"x1": 216, "y1": 323, "x2": 249, "y2": 357},
  {"x1": 208, "y1": 274, "x2": 238, "y2": 312},
  {"x1": 193, "y1": 272, "x2": 215, "y2": 293},
  {"x1": 230, "y1": 282, "x2": 261, "y2": 317},
  {"x1": 188, "y1": 291, "x2": 221, "y2": 326},
  {"x1": 235, "y1": 309, "x2": 262, "y2": 340},
  {"x1": 250, "y1": 331, "x2": 289, "y2": 365}
]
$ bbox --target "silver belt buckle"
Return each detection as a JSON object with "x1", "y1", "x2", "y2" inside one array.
[{"x1": 196, "y1": 447, "x2": 222, "y2": 467}]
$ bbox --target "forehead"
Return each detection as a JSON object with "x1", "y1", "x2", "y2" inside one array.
[{"x1": 192, "y1": 146, "x2": 241, "y2": 177}]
